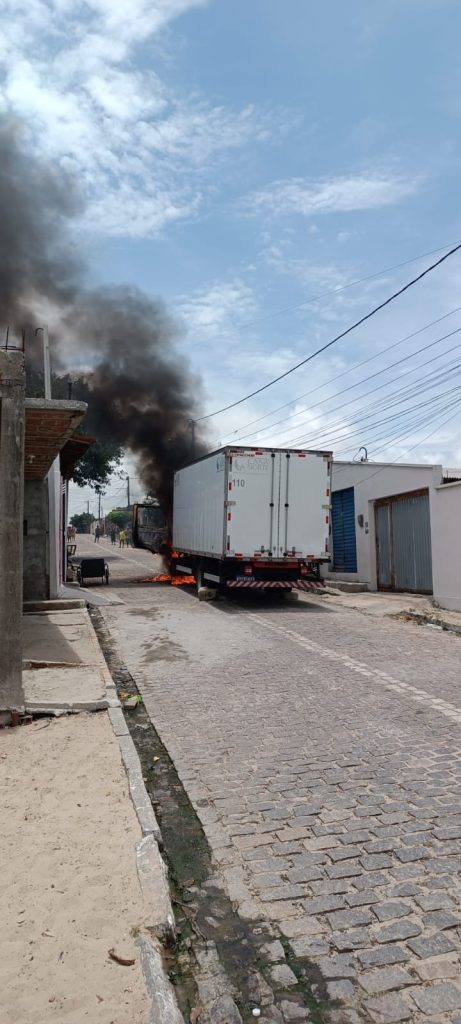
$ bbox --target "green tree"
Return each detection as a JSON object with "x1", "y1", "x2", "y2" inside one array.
[
  {"x1": 106, "y1": 508, "x2": 132, "y2": 529},
  {"x1": 26, "y1": 368, "x2": 123, "y2": 493},
  {"x1": 70, "y1": 512, "x2": 95, "y2": 533}
]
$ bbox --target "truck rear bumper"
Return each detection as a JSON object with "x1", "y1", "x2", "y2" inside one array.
[{"x1": 225, "y1": 579, "x2": 325, "y2": 591}]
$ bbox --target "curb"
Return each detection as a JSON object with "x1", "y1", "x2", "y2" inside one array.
[
  {"x1": 87, "y1": 610, "x2": 184, "y2": 1016},
  {"x1": 137, "y1": 935, "x2": 185, "y2": 1024},
  {"x1": 106, "y1": 705, "x2": 177, "y2": 945}
]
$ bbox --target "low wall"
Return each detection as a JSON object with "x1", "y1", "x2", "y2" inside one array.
[{"x1": 431, "y1": 480, "x2": 461, "y2": 611}]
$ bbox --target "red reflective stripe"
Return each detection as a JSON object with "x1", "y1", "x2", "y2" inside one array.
[
  {"x1": 226, "y1": 580, "x2": 292, "y2": 589},
  {"x1": 228, "y1": 512, "x2": 231, "y2": 521},
  {"x1": 228, "y1": 482, "x2": 232, "y2": 490}
]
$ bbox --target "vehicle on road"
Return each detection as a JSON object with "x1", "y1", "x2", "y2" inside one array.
[
  {"x1": 132, "y1": 501, "x2": 168, "y2": 554},
  {"x1": 171, "y1": 445, "x2": 332, "y2": 593}
]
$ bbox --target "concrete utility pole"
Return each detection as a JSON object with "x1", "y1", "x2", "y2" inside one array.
[
  {"x1": 126, "y1": 475, "x2": 130, "y2": 507},
  {"x1": 0, "y1": 347, "x2": 26, "y2": 714},
  {"x1": 189, "y1": 420, "x2": 196, "y2": 459}
]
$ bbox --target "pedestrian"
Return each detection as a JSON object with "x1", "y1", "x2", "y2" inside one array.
[
  {"x1": 119, "y1": 529, "x2": 126, "y2": 548},
  {"x1": 110, "y1": 527, "x2": 116, "y2": 546},
  {"x1": 95, "y1": 525, "x2": 101, "y2": 543}
]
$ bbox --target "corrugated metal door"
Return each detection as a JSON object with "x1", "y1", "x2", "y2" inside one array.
[
  {"x1": 331, "y1": 487, "x2": 357, "y2": 572},
  {"x1": 375, "y1": 490, "x2": 433, "y2": 593},
  {"x1": 376, "y1": 504, "x2": 392, "y2": 587}
]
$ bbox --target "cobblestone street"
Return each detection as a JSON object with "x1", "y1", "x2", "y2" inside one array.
[{"x1": 84, "y1": 538, "x2": 461, "y2": 1022}]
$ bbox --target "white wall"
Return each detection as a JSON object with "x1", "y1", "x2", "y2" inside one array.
[
  {"x1": 431, "y1": 480, "x2": 461, "y2": 611},
  {"x1": 327, "y1": 462, "x2": 443, "y2": 590}
]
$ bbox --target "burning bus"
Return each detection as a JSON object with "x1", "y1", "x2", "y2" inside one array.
[{"x1": 132, "y1": 501, "x2": 169, "y2": 554}]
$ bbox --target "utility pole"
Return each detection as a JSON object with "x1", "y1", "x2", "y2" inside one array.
[
  {"x1": 87, "y1": 499, "x2": 90, "y2": 515},
  {"x1": 98, "y1": 493, "x2": 101, "y2": 522},
  {"x1": 36, "y1": 325, "x2": 60, "y2": 598},
  {"x1": 189, "y1": 420, "x2": 196, "y2": 459},
  {"x1": 0, "y1": 342, "x2": 26, "y2": 716},
  {"x1": 127, "y1": 475, "x2": 131, "y2": 507}
]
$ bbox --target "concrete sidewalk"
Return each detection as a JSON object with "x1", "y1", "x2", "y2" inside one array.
[
  {"x1": 1, "y1": 602, "x2": 182, "y2": 1024},
  {"x1": 22, "y1": 602, "x2": 114, "y2": 713}
]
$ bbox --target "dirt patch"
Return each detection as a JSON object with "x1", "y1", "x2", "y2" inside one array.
[
  {"x1": 0, "y1": 714, "x2": 150, "y2": 1024},
  {"x1": 127, "y1": 607, "x2": 160, "y2": 618},
  {"x1": 390, "y1": 609, "x2": 461, "y2": 636},
  {"x1": 141, "y1": 638, "x2": 189, "y2": 664}
]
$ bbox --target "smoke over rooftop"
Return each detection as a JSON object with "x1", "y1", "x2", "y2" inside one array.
[{"x1": 0, "y1": 116, "x2": 206, "y2": 514}]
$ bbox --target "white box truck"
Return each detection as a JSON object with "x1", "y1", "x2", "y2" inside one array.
[{"x1": 172, "y1": 445, "x2": 332, "y2": 592}]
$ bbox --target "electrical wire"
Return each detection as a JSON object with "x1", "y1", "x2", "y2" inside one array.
[
  {"x1": 277, "y1": 345, "x2": 461, "y2": 447},
  {"x1": 234, "y1": 240, "x2": 461, "y2": 331},
  {"x1": 219, "y1": 306, "x2": 461, "y2": 442},
  {"x1": 226, "y1": 325, "x2": 461, "y2": 445},
  {"x1": 196, "y1": 242, "x2": 461, "y2": 423},
  {"x1": 282, "y1": 376, "x2": 461, "y2": 452},
  {"x1": 331, "y1": 390, "x2": 461, "y2": 458},
  {"x1": 332, "y1": 402, "x2": 461, "y2": 488}
]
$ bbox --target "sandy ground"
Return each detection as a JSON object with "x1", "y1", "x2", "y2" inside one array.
[
  {"x1": 315, "y1": 587, "x2": 461, "y2": 627},
  {"x1": 0, "y1": 713, "x2": 151, "y2": 1024}
]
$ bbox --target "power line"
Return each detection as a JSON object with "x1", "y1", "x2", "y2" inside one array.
[
  {"x1": 361, "y1": 396, "x2": 461, "y2": 460},
  {"x1": 196, "y1": 242, "x2": 461, "y2": 423},
  {"x1": 219, "y1": 306, "x2": 461, "y2": 442},
  {"x1": 331, "y1": 389, "x2": 461, "y2": 459},
  {"x1": 234, "y1": 240, "x2": 461, "y2": 331},
  {"x1": 228, "y1": 324, "x2": 461, "y2": 445},
  {"x1": 278, "y1": 337, "x2": 461, "y2": 447},
  {"x1": 333, "y1": 403, "x2": 461, "y2": 488},
  {"x1": 283, "y1": 376, "x2": 461, "y2": 452}
]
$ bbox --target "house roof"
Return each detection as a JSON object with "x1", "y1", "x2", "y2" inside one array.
[
  {"x1": 24, "y1": 399, "x2": 87, "y2": 480},
  {"x1": 60, "y1": 433, "x2": 96, "y2": 479}
]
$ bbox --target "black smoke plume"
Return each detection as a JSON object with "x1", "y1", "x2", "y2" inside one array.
[{"x1": 0, "y1": 116, "x2": 207, "y2": 515}]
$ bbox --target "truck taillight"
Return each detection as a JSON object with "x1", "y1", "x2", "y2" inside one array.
[{"x1": 244, "y1": 564, "x2": 253, "y2": 576}]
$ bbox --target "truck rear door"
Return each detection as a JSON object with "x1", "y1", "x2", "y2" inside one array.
[
  {"x1": 279, "y1": 450, "x2": 330, "y2": 558},
  {"x1": 227, "y1": 449, "x2": 280, "y2": 556}
]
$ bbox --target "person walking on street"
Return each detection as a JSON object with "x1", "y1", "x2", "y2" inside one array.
[
  {"x1": 95, "y1": 525, "x2": 101, "y2": 543},
  {"x1": 119, "y1": 529, "x2": 126, "y2": 548},
  {"x1": 110, "y1": 527, "x2": 117, "y2": 545}
]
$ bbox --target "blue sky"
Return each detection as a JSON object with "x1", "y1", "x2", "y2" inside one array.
[{"x1": 2, "y1": 0, "x2": 461, "y2": 512}]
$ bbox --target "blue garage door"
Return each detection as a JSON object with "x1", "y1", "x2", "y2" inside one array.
[{"x1": 332, "y1": 487, "x2": 357, "y2": 572}]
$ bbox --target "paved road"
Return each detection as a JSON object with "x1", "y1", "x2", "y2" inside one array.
[{"x1": 81, "y1": 537, "x2": 461, "y2": 1022}]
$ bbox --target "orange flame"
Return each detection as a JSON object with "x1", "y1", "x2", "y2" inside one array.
[{"x1": 136, "y1": 573, "x2": 196, "y2": 586}]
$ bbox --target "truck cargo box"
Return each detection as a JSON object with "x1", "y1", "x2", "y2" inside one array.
[{"x1": 173, "y1": 446, "x2": 331, "y2": 562}]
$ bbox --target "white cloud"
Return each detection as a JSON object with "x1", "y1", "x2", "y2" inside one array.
[
  {"x1": 0, "y1": 0, "x2": 278, "y2": 237},
  {"x1": 245, "y1": 171, "x2": 420, "y2": 219},
  {"x1": 177, "y1": 280, "x2": 258, "y2": 338}
]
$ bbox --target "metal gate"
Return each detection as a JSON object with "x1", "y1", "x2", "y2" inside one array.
[
  {"x1": 331, "y1": 487, "x2": 357, "y2": 572},
  {"x1": 375, "y1": 490, "x2": 433, "y2": 593}
]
